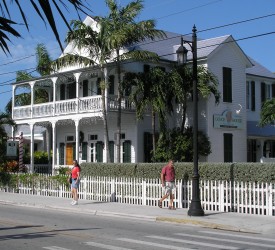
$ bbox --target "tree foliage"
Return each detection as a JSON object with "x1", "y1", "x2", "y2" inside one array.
[
  {"x1": 0, "y1": 112, "x2": 16, "y2": 163},
  {"x1": 0, "y1": 0, "x2": 91, "y2": 54},
  {"x1": 94, "y1": 0, "x2": 166, "y2": 162},
  {"x1": 153, "y1": 127, "x2": 211, "y2": 162},
  {"x1": 259, "y1": 98, "x2": 275, "y2": 126}
]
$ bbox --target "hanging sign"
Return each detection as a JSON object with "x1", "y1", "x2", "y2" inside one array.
[{"x1": 6, "y1": 141, "x2": 18, "y2": 157}]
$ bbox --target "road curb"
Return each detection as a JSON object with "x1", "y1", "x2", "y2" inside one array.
[
  {"x1": 0, "y1": 199, "x2": 156, "y2": 221},
  {"x1": 156, "y1": 216, "x2": 259, "y2": 234}
]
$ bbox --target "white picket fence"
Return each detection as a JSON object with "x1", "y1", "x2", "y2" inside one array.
[{"x1": 4, "y1": 175, "x2": 275, "y2": 216}]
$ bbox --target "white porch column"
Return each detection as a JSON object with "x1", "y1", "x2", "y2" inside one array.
[
  {"x1": 12, "y1": 85, "x2": 15, "y2": 119},
  {"x1": 51, "y1": 77, "x2": 57, "y2": 116},
  {"x1": 51, "y1": 121, "x2": 57, "y2": 175},
  {"x1": 29, "y1": 123, "x2": 34, "y2": 173},
  {"x1": 104, "y1": 67, "x2": 109, "y2": 163},
  {"x1": 29, "y1": 81, "x2": 35, "y2": 118},
  {"x1": 74, "y1": 72, "x2": 81, "y2": 113},
  {"x1": 74, "y1": 119, "x2": 80, "y2": 162},
  {"x1": 104, "y1": 68, "x2": 108, "y2": 112},
  {"x1": 46, "y1": 126, "x2": 51, "y2": 164}
]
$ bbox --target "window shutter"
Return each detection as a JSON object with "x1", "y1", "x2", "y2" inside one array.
[
  {"x1": 83, "y1": 80, "x2": 89, "y2": 97},
  {"x1": 144, "y1": 132, "x2": 153, "y2": 162},
  {"x1": 224, "y1": 133, "x2": 233, "y2": 162},
  {"x1": 144, "y1": 64, "x2": 150, "y2": 73},
  {"x1": 272, "y1": 84, "x2": 275, "y2": 98},
  {"x1": 251, "y1": 81, "x2": 255, "y2": 111},
  {"x1": 108, "y1": 75, "x2": 115, "y2": 95},
  {"x1": 123, "y1": 140, "x2": 131, "y2": 163},
  {"x1": 223, "y1": 67, "x2": 232, "y2": 102},
  {"x1": 59, "y1": 143, "x2": 65, "y2": 165},
  {"x1": 73, "y1": 143, "x2": 76, "y2": 160},
  {"x1": 96, "y1": 141, "x2": 103, "y2": 162},
  {"x1": 82, "y1": 142, "x2": 87, "y2": 161},
  {"x1": 261, "y1": 82, "x2": 266, "y2": 103},
  {"x1": 109, "y1": 141, "x2": 114, "y2": 162},
  {"x1": 68, "y1": 81, "x2": 76, "y2": 99},
  {"x1": 60, "y1": 84, "x2": 65, "y2": 100},
  {"x1": 97, "y1": 78, "x2": 101, "y2": 95}
]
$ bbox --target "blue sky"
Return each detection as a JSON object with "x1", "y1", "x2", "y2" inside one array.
[{"x1": 0, "y1": 0, "x2": 275, "y2": 112}]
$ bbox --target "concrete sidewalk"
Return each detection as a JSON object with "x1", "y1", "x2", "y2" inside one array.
[{"x1": 0, "y1": 192, "x2": 274, "y2": 235}]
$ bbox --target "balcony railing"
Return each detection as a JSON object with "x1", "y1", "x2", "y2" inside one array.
[{"x1": 13, "y1": 96, "x2": 135, "y2": 120}]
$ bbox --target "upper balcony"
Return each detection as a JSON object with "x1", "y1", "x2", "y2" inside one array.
[
  {"x1": 13, "y1": 95, "x2": 135, "y2": 121},
  {"x1": 12, "y1": 70, "x2": 135, "y2": 122}
]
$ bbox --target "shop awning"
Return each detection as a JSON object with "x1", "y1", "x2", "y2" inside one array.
[{"x1": 247, "y1": 121, "x2": 275, "y2": 137}]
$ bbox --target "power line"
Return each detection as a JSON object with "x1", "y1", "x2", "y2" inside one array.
[
  {"x1": 1, "y1": 9, "x2": 274, "y2": 69},
  {"x1": 156, "y1": 0, "x2": 223, "y2": 20},
  {"x1": 0, "y1": 67, "x2": 36, "y2": 76},
  {"x1": 0, "y1": 55, "x2": 35, "y2": 67},
  {"x1": 1, "y1": 11, "x2": 275, "y2": 86},
  {"x1": 198, "y1": 13, "x2": 275, "y2": 34},
  {"x1": 0, "y1": 28, "x2": 275, "y2": 95}
]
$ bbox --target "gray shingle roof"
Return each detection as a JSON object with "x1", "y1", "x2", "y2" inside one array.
[
  {"x1": 246, "y1": 57, "x2": 275, "y2": 80},
  {"x1": 131, "y1": 32, "x2": 246, "y2": 64},
  {"x1": 130, "y1": 30, "x2": 191, "y2": 61}
]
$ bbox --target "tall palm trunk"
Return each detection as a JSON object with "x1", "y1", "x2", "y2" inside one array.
[
  {"x1": 101, "y1": 68, "x2": 110, "y2": 162},
  {"x1": 116, "y1": 49, "x2": 122, "y2": 163},
  {"x1": 152, "y1": 110, "x2": 156, "y2": 160}
]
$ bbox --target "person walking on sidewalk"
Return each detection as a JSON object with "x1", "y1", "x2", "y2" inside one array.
[
  {"x1": 158, "y1": 160, "x2": 176, "y2": 210},
  {"x1": 70, "y1": 160, "x2": 81, "y2": 205}
]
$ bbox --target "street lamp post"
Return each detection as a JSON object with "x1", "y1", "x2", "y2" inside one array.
[{"x1": 176, "y1": 25, "x2": 204, "y2": 216}]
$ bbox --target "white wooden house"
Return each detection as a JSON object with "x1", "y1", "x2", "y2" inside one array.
[{"x1": 11, "y1": 16, "x2": 275, "y2": 171}]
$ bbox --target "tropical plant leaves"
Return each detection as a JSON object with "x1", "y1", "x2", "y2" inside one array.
[{"x1": 0, "y1": 0, "x2": 91, "y2": 54}]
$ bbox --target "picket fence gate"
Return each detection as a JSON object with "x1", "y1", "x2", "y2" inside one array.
[{"x1": 4, "y1": 175, "x2": 275, "y2": 216}]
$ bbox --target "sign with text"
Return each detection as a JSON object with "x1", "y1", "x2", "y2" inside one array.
[
  {"x1": 6, "y1": 141, "x2": 18, "y2": 157},
  {"x1": 213, "y1": 110, "x2": 243, "y2": 129}
]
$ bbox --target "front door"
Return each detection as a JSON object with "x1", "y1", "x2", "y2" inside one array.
[{"x1": 66, "y1": 143, "x2": 74, "y2": 165}]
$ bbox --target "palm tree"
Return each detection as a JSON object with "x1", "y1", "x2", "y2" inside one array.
[
  {"x1": 170, "y1": 65, "x2": 220, "y2": 132},
  {"x1": 259, "y1": 98, "x2": 275, "y2": 126},
  {"x1": 52, "y1": 19, "x2": 114, "y2": 162},
  {"x1": 5, "y1": 44, "x2": 51, "y2": 114},
  {"x1": 0, "y1": 112, "x2": 16, "y2": 163},
  {"x1": 0, "y1": 0, "x2": 91, "y2": 54},
  {"x1": 95, "y1": 0, "x2": 166, "y2": 162},
  {"x1": 123, "y1": 68, "x2": 172, "y2": 157}
]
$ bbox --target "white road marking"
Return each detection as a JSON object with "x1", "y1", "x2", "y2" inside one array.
[
  {"x1": 84, "y1": 241, "x2": 133, "y2": 250},
  {"x1": 176, "y1": 232, "x2": 275, "y2": 248},
  {"x1": 43, "y1": 247, "x2": 70, "y2": 250},
  {"x1": 118, "y1": 238, "x2": 193, "y2": 250},
  {"x1": 147, "y1": 235, "x2": 239, "y2": 250},
  {"x1": 199, "y1": 230, "x2": 275, "y2": 242}
]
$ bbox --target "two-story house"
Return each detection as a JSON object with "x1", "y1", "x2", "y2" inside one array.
[
  {"x1": 246, "y1": 58, "x2": 275, "y2": 162},
  {"x1": 11, "y1": 16, "x2": 275, "y2": 172}
]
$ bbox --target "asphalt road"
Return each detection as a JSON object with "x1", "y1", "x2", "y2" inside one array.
[{"x1": 1, "y1": 204, "x2": 275, "y2": 250}]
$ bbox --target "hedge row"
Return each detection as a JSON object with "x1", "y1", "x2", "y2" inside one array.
[{"x1": 80, "y1": 162, "x2": 275, "y2": 183}]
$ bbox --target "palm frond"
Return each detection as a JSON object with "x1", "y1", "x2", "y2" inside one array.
[{"x1": 0, "y1": 0, "x2": 92, "y2": 53}]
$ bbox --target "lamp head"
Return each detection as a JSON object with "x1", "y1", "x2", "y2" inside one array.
[{"x1": 176, "y1": 37, "x2": 188, "y2": 65}]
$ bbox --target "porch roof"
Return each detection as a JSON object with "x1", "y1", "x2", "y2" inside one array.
[{"x1": 247, "y1": 121, "x2": 275, "y2": 137}]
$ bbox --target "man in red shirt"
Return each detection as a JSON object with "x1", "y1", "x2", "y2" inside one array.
[{"x1": 158, "y1": 160, "x2": 176, "y2": 210}]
